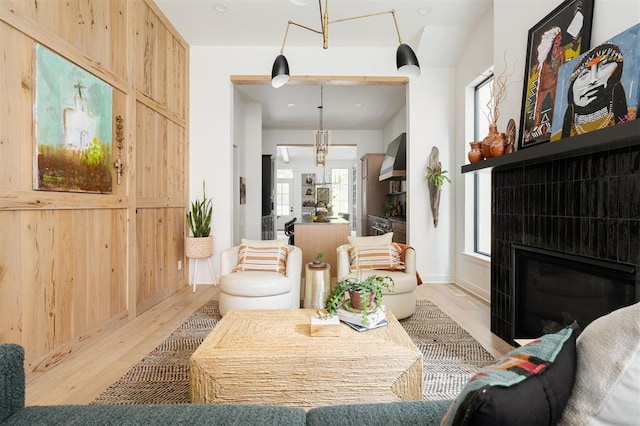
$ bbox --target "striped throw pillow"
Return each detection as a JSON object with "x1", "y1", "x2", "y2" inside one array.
[
  {"x1": 233, "y1": 245, "x2": 289, "y2": 274},
  {"x1": 349, "y1": 243, "x2": 404, "y2": 272}
]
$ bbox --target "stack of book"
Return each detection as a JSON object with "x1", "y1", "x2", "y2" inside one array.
[{"x1": 337, "y1": 304, "x2": 388, "y2": 332}]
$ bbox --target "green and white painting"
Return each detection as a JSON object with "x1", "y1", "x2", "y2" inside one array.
[{"x1": 34, "y1": 44, "x2": 113, "y2": 193}]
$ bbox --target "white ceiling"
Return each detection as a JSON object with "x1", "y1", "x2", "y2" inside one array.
[{"x1": 154, "y1": 0, "x2": 491, "y2": 159}]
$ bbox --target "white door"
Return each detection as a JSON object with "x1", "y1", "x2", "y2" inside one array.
[{"x1": 275, "y1": 178, "x2": 294, "y2": 231}]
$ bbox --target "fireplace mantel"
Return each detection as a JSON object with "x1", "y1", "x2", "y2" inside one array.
[
  {"x1": 461, "y1": 119, "x2": 640, "y2": 174},
  {"x1": 487, "y1": 120, "x2": 640, "y2": 344}
]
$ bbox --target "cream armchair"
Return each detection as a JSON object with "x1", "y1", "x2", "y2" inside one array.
[
  {"x1": 218, "y1": 244, "x2": 302, "y2": 316},
  {"x1": 336, "y1": 243, "x2": 417, "y2": 319}
]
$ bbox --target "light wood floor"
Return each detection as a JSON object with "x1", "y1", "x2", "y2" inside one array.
[{"x1": 25, "y1": 283, "x2": 513, "y2": 406}]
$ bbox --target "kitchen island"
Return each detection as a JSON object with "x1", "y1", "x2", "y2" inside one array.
[{"x1": 294, "y1": 216, "x2": 351, "y2": 290}]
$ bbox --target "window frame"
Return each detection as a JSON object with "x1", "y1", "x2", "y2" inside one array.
[{"x1": 473, "y1": 73, "x2": 493, "y2": 257}]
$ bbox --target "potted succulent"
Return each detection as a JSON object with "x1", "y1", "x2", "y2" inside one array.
[
  {"x1": 313, "y1": 252, "x2": 325, "y2": 265},
  {"x1": 185, "y1": 181, "x2": 213, "y2": 259},
  {"x1": 324, "y1": 275, "x2": 394, "y2": 324}
]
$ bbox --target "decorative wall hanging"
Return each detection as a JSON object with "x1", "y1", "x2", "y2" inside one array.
[
  {"x1": 240, "y1": 177, "x2": 246, "y2": 205},
  {"x1": 113, "y1": 115, "x2": 125, "y2": 185},
  {"x1": 517, "y1": 0, "x2": 594, "y2": 150},
  {"x1": 550, "y1": 22, "x2": 640, "y2": 141},
  {"x1": 34, "y1": 44, "x2": 113, "y2": 193},
  {"x1": 425, "y1": 146, "x2": 450, "y2": 228}
]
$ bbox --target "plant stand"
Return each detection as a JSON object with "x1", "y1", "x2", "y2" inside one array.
[
  {"x1": 185, "y1": 236, "x2": 217, "y2": 292},
  {"x1": 189, "y1": 257, "x2": 216, "y2": 293}
]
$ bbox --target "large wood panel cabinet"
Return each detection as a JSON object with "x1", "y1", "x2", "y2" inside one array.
[
  {"x1": 0, "y1": 0, "x2": 189, "y2": 374},
  {"x1": 360, "y1": 154, "x2": 388, "y2": 236}
]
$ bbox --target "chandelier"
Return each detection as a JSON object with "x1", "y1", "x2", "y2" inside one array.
[
  {"x1": 313, "y1": 86, "x2": 331, "y2": 167},
  {"x1": 271, "y1": 0, "x2": 421, "y2": 88}
]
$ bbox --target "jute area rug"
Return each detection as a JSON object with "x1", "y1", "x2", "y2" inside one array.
[{"x1": 92, "y1": 300, "x2": 495, "y2": 405}]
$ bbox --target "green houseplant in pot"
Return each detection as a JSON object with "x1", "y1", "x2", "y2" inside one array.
[
  {"x1": 185, "y1": 181, "x2": 213, "y2": 260},
  {"x1": 324, "y1": 275, "x2": 394, "y2": 325}
]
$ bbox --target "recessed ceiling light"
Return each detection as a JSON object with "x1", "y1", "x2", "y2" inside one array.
[
  {"x1": 417, "y1": 5, "x2": 431, "y2": 15},
  {"x1": 214, "y1": 3, "x2": 228, "y2": 13},
  {"x1": 355, "y1": 103, "x2": 363, "y2": 108},
  {"x1": 287, "y1": 103, "x2": 296, "y2": 107}
]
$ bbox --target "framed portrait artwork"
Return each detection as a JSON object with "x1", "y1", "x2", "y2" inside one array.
[
  {"x1": 550, "y1": 22, "x2": 640, "y2": 141},
  {"x1": 517, "y1": 0, "x2": 594, "y2": 150},
  {"x1": 316, "y1": 187, "x2": 330, "y2": 207}
]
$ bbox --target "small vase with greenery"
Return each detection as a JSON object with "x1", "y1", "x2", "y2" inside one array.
[
  {"x1": 313, "y1": 252, "x2": 325, "y2": 265},
  {"x1": 324, "y1": 275, "x2": 394, "y2": 325}
]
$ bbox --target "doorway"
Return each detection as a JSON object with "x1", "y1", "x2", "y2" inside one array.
[{"x1": 231, "y1": 76, "x2": 407, "y2": 241}]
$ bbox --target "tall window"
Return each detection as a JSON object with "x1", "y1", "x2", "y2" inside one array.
[
  {"x1": 276, "y1": 169, "x2": 293, "y2": 216},
  {"x1": 474, "y1": 74, "x2": 492, "y2": 256},
  {"x1": 331, "y1": 168, "x2": 349, "y2": 214}
]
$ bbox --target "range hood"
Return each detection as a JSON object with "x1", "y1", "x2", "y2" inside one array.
[{"x1": 379, "y1": 133, "x2": 407, "y2": 181}]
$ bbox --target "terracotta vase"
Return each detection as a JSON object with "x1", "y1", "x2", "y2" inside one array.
[
  {"x1": 468, "y1": 141, "x2": 484, "y2": 163},
  {"x1": 482, "y1": 124, "x2": 499, "y2": 159},
  {"x1": 348, "y1": 290, "x2": 377, "y2": 311},
  {"x1": 490, "y1": 133, "x2": 507, "y2": 157}
]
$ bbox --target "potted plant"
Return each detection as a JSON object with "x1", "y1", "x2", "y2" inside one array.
[
  {"x1": 324, "y1": 275, "x2": 394, "y2": 324},
  {"x1": 384, "y1": 201, "x2": 395, "y2": 216},
  {"x1": 313, "y1": 252, "x2": 325, "y2": 265},
  {"x1": 185, "y1": 181, "x2": 213, "y2": 259}
]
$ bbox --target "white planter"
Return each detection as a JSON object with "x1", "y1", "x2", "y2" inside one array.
[{"x1": 185, "y1": 236, "x2": 214, "y2": 259}]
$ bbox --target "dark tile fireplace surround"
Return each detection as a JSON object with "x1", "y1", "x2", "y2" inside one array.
[{"x1": 463, "y1": 120, "x2": 640, "y2": 345}]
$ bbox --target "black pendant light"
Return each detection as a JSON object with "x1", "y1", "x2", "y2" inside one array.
[
  {"x1": 271, "y1": 1, "x2": 420, "y2": 88},
  {"x1": 271, "y1": 55, "x2": 290, "y2": 88},
  {"x1": 396, "y1": 43, "x2": 421, "y2": 78}
]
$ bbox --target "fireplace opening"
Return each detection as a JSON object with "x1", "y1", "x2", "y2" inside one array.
[{"x1": 512, "y1": 244, "x2": 637, "y2": 339}]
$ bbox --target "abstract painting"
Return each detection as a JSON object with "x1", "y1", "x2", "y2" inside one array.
[{"x1": 34, "y1": 44, "x2": 113, "y2": 193}]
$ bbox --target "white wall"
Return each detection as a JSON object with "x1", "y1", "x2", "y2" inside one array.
[
  {"x1": 453, "y1": 9, "x2": 494, "y2": 301},
  {"x1": 190, "y1": 44, "x2": 457, "y2": 283},
  {"x1": 383, "y1": 104, "x2": 407, "y2": 148},
  {"x1": 407, "y1": 67, "x2": 456, "y2": 282}
]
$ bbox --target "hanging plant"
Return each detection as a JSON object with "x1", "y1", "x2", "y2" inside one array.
[{"x1": 426, "y1": 166, "x2": 451, "y2": 189}]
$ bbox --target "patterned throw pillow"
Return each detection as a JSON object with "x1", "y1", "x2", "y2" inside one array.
[
  {"x1": 232, "y1": 245, "x2": 288, "y2": 274},
  {"x1": 348, "y1": 232, "x2": 393, "y2": 247},
  {"x1": 240, "y1": 238, "x2": 289, "y2": 247},
  {"x1": 441, "y1": 323, "x2": 578, "y2": 426},
  {"x1": 348, "y1": 243, "x2": 404, "y2": 272}
]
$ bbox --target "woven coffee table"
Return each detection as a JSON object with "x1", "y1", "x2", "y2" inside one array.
[{"x1": 190, "y1": 308, "x2": 423, "y2": 408}]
